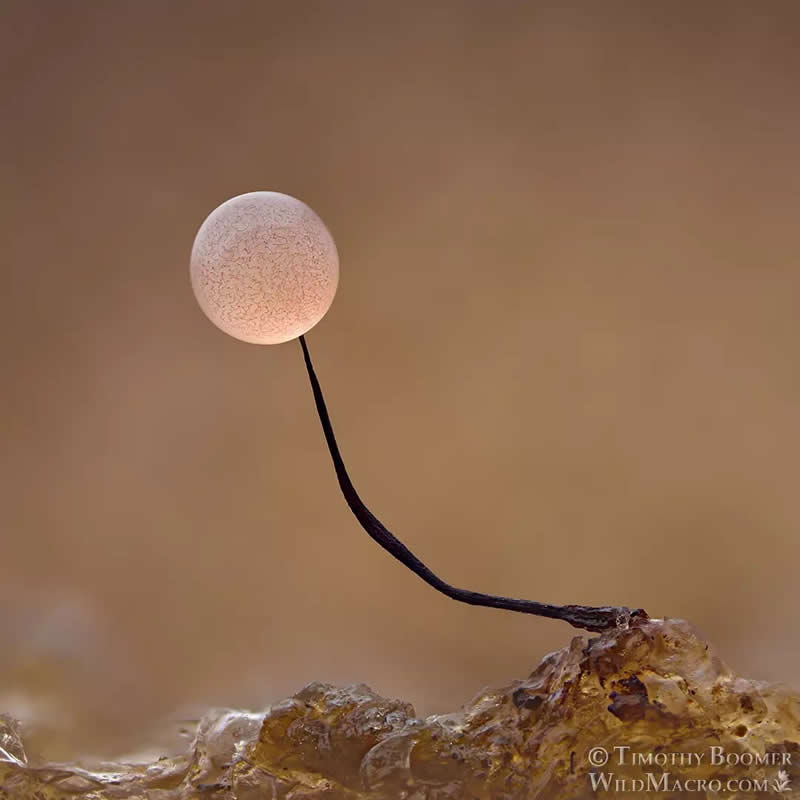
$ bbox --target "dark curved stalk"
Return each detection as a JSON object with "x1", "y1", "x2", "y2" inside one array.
[{"x1": 299, "y1": 335, "x2": 646, "y2": 633}]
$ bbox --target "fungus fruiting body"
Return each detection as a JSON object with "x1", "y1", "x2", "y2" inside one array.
[
  {"x1": 190, "y1": 191, "x2": 339, "y2": 344},
  {"x1": 189, "y1": 191, "x2": 645, "y2": 632}
]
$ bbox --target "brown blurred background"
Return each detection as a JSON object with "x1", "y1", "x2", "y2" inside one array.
[{"x1": 2, "y1": 0, "x2": 799, "y2": 760}]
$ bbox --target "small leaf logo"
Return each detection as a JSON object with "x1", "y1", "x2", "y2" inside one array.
[{"x1": 774, "y1": 769, "x2": 791, "y2": 792}]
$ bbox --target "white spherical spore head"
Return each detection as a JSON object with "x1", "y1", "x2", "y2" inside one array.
[{"x1": 190, "y1": 192, "x2": 339, "y2": 344}]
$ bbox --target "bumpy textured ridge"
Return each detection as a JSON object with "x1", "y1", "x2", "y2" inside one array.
[{"x1": 2, "y1": 618, "x2": 798, "y2": 799}]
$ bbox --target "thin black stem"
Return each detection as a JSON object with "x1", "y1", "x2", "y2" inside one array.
[{"x1": 298, "y1": 335, "x2": 646, "y2": 633}]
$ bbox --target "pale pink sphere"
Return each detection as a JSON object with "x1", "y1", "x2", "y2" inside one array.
[{"x1": 190, "y1": 192, "x2": 339, "y2": 344}]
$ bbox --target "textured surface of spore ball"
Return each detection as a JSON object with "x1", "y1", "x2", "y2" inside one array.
[{"x1": 190, "y1": 192, "x2": 339, "y2": 344}]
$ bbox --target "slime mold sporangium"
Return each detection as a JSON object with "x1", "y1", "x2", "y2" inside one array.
[{"x1": 190, "y1": 190, "x2": 646, "y2": 633}]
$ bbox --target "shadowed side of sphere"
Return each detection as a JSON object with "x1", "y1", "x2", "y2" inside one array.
[{"x1": 190, "y1": 191, "x2": 339, "y2": 344}]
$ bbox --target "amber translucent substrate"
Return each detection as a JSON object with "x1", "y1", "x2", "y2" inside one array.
[{"x1": 1, "y1": 618, "x2": 798, "y2": 799}]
